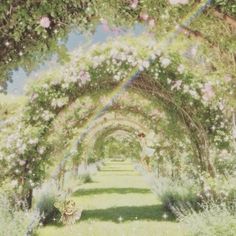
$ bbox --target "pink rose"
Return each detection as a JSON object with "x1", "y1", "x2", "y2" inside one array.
[
  {"x1": 78, "y1": 70, "x2": 91, "y2": 86},
  {"x1": 149, "y1": 19, "x2": 155, "y2": 28},
  {"x1": 101, "y1": 19, "x2": 110, "y2": 32},
  {"x1": 140, "y1": 12, "x2": 149, "y2": 21},
  {"x1": 201, "y1": 83, "x2": 215, "y2": 102},
  {"x1": 130, "y1": 0, "x2": 139, "y2": 9},
  {"x1": 39, "y1": 16, "x2": 51, "y2": 28}
]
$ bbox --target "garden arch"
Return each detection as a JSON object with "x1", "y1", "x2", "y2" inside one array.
[
  {"x1": 1, "y1": 36, "x2": 232, "y2": 207},
  {"x1": 79, "y1": 115, "x2": 152, "y2": 160},
  {"x1": 47, "y1": 92, "x2": 192, "y2": 174},
  {"x1": 52, "y1": 106, "x2": 169, "y2": 190},
  {"x1": 39, "y1": 89, "x2": 185, "y2": 185}
]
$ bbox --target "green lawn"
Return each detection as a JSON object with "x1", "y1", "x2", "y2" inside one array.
[{"x1": 37, "y1": 160, "x2": 185, "y2": 236}]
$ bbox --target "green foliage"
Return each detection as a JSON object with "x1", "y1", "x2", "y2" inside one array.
[
  {"x1": 214, "y1": 149, "x2": 236, "y2": 176},
  {"x1": 36, "y1": 192, "x2": 60, "y2": 225},
  {"x1": 0, "y1": 94, "x2": 25, "y2": 119},
  {"x1": 178, "y1": 202, "x2": 236, "y2": 236},
  {"x1": 0, "y1": 0, "x2": 235, "y2": 90},
  {"x1": 0, "y1": 192, "x2": 40, "y2": 236},
  {"x1": 213, "y1": 0, "x2": 236, "y2": 16},
  {"x1": 86, "y1": 151, "x2": 98, "y2": 164},
  {"x1": 152, "y1": 177, "x2": 200, "y2": 212},
  {"x1": 79, "y1": 173, "x2": 93, "y2": 183}
]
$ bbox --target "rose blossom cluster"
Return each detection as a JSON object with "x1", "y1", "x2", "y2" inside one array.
[
  {"x1": 39, "y1": 16, "x2": 51, "y2": 28},
  {"x1": 130, "y1": 0, "x2": 139, "y2": 9},
  {"x1": 169, "y1": 0, "x2": 189, "y2": 5}
]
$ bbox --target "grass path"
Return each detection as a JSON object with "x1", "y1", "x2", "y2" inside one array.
[{"x1": 37, "y1": 160, "x2": 185, "y2": 236}]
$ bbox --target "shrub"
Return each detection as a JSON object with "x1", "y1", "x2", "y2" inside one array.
[
  {"x1": 96, "y1": 161, "x2": 104, "y2": 171},
  {"x1": 35, "y1": 176, "x2": 82, "y2": 225},
  {"x1": 151, "y1": 177, "x2": 200, "y2": 212},
  {"x1": 79, "y1": 173, "x2": 93, "y2": 183},
  {"x1": 87, "y1": 163, "x2": 98, "y2": 175},
  {"x1": 87, "y1": 156, "x2": 96, "y2": 164},
  {"x1": 36, "y1": 192, "x2": 60, "y2": 224},
  {"x1": 77, "y1": 163, "x2": 95, "y2": 183},
  {"x1": 177, "y1": 202, "x2": 236, "y2": 236},
  {"x1": 0, "y1": 193, "x2": 40, "y2": 236}
]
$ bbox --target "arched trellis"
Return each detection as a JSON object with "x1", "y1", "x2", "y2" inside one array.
[
  {"x1": 77, "y1": 110, "x2": 190, "y2": 161},
  {"x1": 0, "y1": 37, "x2": 232, "y2": 207},
  {"x1": 67, "y1": 111, "x2": 191, "y2": 181},
  {"x1": 65, "y1": 110, "x2": 156, "y2": 175},
  {"x1": 47, "y1": 89, "x2": 167, "y2": 161},
  {"x1": 42, "y1": 89, "x2": 183, "y2": 180},
  {"x1": 54, "y1": 105, "x2": 199, "y2": 181},
  {"x1": 43, "y1": 84, "x2": 190, "y2": 178},
  {"x1": 51, "y1": 103, "x2": 164, "y2": 188},
  {"x1": 48, "y1": 89, "x2": 186, "y2": 154},
  {"x1": 90, "y1": 128, "x2": 141, "y2": 160},
  {"x1": 51, "y1": 105, "x2": 163, "y2": 187},
  {"x1": 130, "y1": 74, "x2": 214, "y2": 175},
  {"x1": 43, "y1": 90, "x2": 191, "y2": 188},
  {"x1": 80, "y1": 115, "x2": 151, "y2": 159}
]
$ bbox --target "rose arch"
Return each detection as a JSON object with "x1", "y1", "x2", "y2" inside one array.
[
  {"x1": 49, "y1": 100, "x2": 172, "y2": 190},
  {"x1": 46, "y1": 91, "x2": 192, "y2": 183},
  {"x1": 46, "y1": 87, "x2": 191, "y2": 172},
  {"x1": 0, "y1": 36, "x2": 233, "y2": 207}
]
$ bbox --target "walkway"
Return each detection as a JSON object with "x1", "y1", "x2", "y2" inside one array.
[{"x1": 38, "y1": 160, "x2": 184, "y2": 236}]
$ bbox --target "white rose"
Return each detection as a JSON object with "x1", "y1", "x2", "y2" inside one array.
[{"x1": 160, "y1": 57, "x2": 171, "y2": 68}]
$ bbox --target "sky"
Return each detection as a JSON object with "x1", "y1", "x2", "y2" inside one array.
[{"x1": 7, "y1": 24, "x2": 144, "y2": 96}]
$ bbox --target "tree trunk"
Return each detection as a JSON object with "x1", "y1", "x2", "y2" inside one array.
[
  {"x1": 72, "y1": 160, "x2": 79, "y2": 177},
  {"x1": 26, "y1": 188, "x2": 33, "y2": 209},
  {"x1": 20, "y1": 188, "x2": 33, "y2": 209}
]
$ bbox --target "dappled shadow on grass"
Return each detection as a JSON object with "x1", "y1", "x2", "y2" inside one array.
[
  {"x1": 73, "y1": 187, "x2": 150, "y2": 196},
  {"x1": 43, "y1": 204, "x2": 175, "y2": 228},
  {"x1": 102, "y1": 170, "x2": 133, "y2": 171},
  {"x1": 44, "y1": 221, "x2": 64, "y2": 228},
  {"x1": 79, "y1": 204, "x2": 175, "y2": 223},
  {"x1": 100, "y1": 173, "x2": 139, "y2": 177}
]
